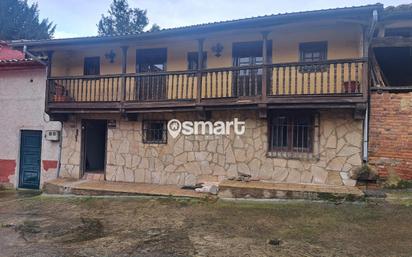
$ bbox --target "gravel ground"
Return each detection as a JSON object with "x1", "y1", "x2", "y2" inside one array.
[{"x1": 0, "y1": 189, "x2": 412, "y2": 257}]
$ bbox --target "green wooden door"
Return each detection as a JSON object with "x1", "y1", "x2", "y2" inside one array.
[{"x1": 19, "y1": 130, "x2": 42, "y2": 189}]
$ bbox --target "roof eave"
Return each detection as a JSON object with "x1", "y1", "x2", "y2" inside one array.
[{"x1": 10, "y1": 4, "x2": 384, "y2": 49}]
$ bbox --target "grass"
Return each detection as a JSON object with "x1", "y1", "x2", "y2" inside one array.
[{"x1": 386, "y1": 190, "x2": 412, "y2": 206}]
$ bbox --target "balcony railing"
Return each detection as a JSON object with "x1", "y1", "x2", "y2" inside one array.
[
  {"x1": 46, "y1": 58, "x2": 367, "y2": 109},
  {"x1": 268, "y1": 58, "x2": 366, "y2": 96}
]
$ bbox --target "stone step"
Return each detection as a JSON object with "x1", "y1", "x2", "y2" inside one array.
[
  {"x1": 43, "y1": 178, "x2": 364, "y2": 201},
  {"x1": 218, "y1": 180, "x2": 364, "y2": 201},
  {"x1": 43, "y1": 178, "x2": 210, "y2": 198},
  {"x1": 82, "y1": 173, "x2": 105, "y2": 181}
]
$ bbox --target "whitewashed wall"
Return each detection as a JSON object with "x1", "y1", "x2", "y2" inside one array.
[{"x1": 0, "y1": 67, "x2": 61, "y2": 188}]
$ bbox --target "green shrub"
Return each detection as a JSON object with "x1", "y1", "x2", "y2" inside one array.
[
  {"x1": 383, "y1": 169, "x2": 412, "y2": 189},
  {"x1": 352, "y1": 164, "x2": 379, "y2": 181}
]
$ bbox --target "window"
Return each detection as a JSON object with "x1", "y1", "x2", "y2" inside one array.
[
  {"x1": 299, "y1": 42, "x2": 327, "y2": 72},
  {"x1": 142, "y1": 120, "x2": 167, "y2": 144},
  {"x1": 299, "y1": 42, "x2": 327, "y2": 62},
  {"x1": 136, "y1": 48, "x2": 167, "y2": 73},
  {"x1": 268, "y1": 113, "x2": 316, "y2": 158},
  {"x1": 187, "y1": 52, "x2": 207, "y2": 70},
  {"x1": 136, "y1": 48, "x2": 167, "y2": 100},
  {"x1": 83, "y1": 57, "x2": 100, "y2": 75},
  {"x1": 233, "y1": 41, "x2": 272, "y2": 67}
]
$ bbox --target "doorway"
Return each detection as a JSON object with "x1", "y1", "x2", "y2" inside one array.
[
  {"x1": 136, "y1": 48, "x2": 167, "y2": 101},
  {"x1": 19, "y1": 130, "x2": 42, "y2": 189},
  {"x1": 81, "y1": 120, "x2": 107, "y2": 175},
  {"x1": 232, "y1": 41, "x2": 272, "y2": 97}
]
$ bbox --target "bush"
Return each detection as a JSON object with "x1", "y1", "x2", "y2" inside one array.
[
  {"x1": 352, "y1": 165, "x2": 379, "y2": 181},
  {"x1": 383, "y1": 168, "x2": 412, "y2": 189}
]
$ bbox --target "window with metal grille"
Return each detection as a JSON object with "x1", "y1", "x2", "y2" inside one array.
[
  {"x1": 268, "y1": 113, "x2": 317, "y2": 158},
  {"x1": 142, "y1": 120, "x2": 167, "y2": 144}
]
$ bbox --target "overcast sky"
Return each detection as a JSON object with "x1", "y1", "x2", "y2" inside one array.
[{"x1": 28, "y1": 0, "x2": 410, "y2": 39}]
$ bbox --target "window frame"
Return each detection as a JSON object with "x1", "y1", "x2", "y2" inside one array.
[
  {"x1": 268, "y1": 112, "x2": 317, "y2": 158},
  {"x1": 83, "y1": 57, "x2": 100, "y2": 76},
  {"x1": 136, "y1": 48, "x2": 167, "y2": 73},
  {"x1": 299, "y1": 41, "x2": 328, "y2": 73},
  {"x1": 142, "y1": 120, "x2": 168, "y2": 144},
  {"x1": 231, "y1": 41, "x2": 272, "y2": 97},
  {"x1": 232, "y1": 40, "x2": 272, "y2": 66},
  {"x1": 187, "y1": 51, "x2": 207, "y2": 70}
]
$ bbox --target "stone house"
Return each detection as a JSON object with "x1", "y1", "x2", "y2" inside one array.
[
  {"x1": 10, "y1": 4, "x2": 383, "y2": 188},
  {"x1": 0, "y1": 42, "x2": 61, "y2": 189},
  {"x1": 369, "y1": 6, "x2": 412, "y2": 181}
]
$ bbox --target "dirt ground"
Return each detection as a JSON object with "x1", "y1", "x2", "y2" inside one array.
[{"x1": 0, "y1": 190, "x2": 412, "y2": 257}]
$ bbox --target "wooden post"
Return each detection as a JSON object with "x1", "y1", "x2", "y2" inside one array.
[
  {"x1": 47, "y1": 51, "x2": 53, "y2": 78},
  {"x1": 362, "y1": 26, "x2": 369, "y2": 101},
  {"x1": 261, "y1": 31, "x2": 269, "y2": 102},
  {"x1": 45, "y1": 51, "x2": 53, "y2": 111},
  {"x1": 120, "y1": 46, "x2": 128, "y2": 105},
  {"x1": 196, "y1": 38, "x2": 204, "y2": 104},
  {"x1": 362, "y1": 61, "x2": 369, "y2": 101}
]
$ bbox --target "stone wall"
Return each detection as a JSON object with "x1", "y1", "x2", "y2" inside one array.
[
  {"x1": 369, "y1": 91, "x2": 412, "y2": 180},
  {"x1": 60, "y1": 110, "x2": 363, "y2": 186},
  {"x1": 60, "y1": 118, "x2": 82, "y2": 179}
]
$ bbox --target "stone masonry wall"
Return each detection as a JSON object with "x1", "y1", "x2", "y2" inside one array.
[
  {"x1": 59, "y1": 110, "x2": 363, "y2": 186},
  {"x1": 60, "y1": 117, "x2": 82, "y2": 179},
  {"x1": 369, "y1": 91, "x2": 412, "y2": 180}
]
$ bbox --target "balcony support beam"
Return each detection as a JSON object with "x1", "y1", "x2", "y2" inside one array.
[
  {"x1": 260, "y1": 31, "x2": 270, "y2": 117},
  {"x1": 45, "y1": 51, "x2": 53, "y2": 112},
  {"x1": 196, "y1": 38, "x2": 205, "y2": 104},
  {"x1": 120, "y1": 46, "x2": 128, "y2": 112}
]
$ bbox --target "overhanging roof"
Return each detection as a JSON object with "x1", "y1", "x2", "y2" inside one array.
[{"x1": 10, "y1": 4, "x2": 383, "y2": 48}]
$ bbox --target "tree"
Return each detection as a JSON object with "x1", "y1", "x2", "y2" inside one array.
[
  {"x1": 149, "y1": 24, "x2": 161, "y2": 32},
  {"x1": 0, "y1": 0, "x2": 55, "y2": 40},
  {"x1": 98, "y1": 0, "x2": 160, "y2": 36}
]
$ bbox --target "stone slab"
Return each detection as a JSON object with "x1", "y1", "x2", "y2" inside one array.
[
  {"x1": 218, "y1": 180, "x2": 364, "y2": 200},
  {"x1": 43, "y1": 178, "x2": 210, "y2": 199}
]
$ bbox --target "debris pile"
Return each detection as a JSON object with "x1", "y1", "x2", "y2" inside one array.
[
  {"x1": 181, "y1": 182, "x2": 219, "y2": 195},
  {"x1": 227, "y1": 172, "x2": 258, "y2": 182}
]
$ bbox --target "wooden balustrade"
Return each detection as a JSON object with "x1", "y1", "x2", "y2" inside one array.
[
  {"x1": 267, "y1": 58, "x2": 366, "y2": 96},
  {"x1": 124, "y1": 70, "x2": 197, "y2": 102},
  {"x1": 200, "y1": 66, "x2": 263, "y2": 99},
  {"x1": 47, "y1": 58, "x2": 366, "y2": 107},
  {"x1": 48, "y1": 75, "x2": 122, "y2": 102}
]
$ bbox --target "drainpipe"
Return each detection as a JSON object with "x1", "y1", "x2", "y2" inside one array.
[
  {"x1": 362, "y1": 9, "x2": 378, "y2": 162},
  {"x1": 363, "y1": 107, "x2": 369, "y2": 161}
]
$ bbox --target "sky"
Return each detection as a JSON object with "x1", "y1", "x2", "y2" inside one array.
[{"x1": 28, "y1": 0, "x2": 411, "y2": 39}]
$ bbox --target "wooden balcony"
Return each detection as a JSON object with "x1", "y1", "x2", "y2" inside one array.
[{"x1": 46, "y1": 58, "x2": 367, "y2": 114}]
